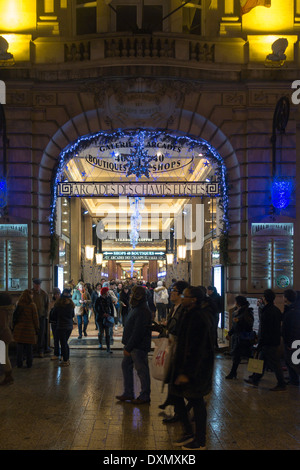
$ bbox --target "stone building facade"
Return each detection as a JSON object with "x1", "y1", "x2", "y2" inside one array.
[{"x1": 0, "y1": 0, "x2": 299, "y2": 313}]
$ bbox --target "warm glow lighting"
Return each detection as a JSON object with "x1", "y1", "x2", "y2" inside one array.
[
  {"x1": 242, "y1": 0, "x2": 294, "y2": 33},
  {"x1": 248, "y1": 34, "x2": 297, "y2": 63},
  {"x1": 166, "y1": 253, "x2": 174, "y2": 265},
  {"x1": 85, "y1": 245, "x2": 95, "y2": 261},
  {"x1": 1, "y1": 34, "x2": 31, "y2": 61},
  {"x1": 0, "y1": 0, "x2": 37, "y2": 32},
  {"x1": 177, "y1": 245, "x2": 187, "y2": 260},
  {"x1": 95, "y1": 253, "x2": 103, "y2": 265}
]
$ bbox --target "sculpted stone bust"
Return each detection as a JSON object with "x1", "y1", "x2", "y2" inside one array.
[{"x1": 0, "y1": 36, "x2": 13, "y2": 60}]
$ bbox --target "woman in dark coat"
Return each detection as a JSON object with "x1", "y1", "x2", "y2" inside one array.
[
  {"x1": 51, "y1": 288, "x2": 75, "y2": 366},
  {"x1": 13, "y1": 289, "x2": 39, "y2": 368},
  {"x1": 169, "y1": 286, "x2": 215, "y2": 450},
  {"x1": 119, "y1": 286, "x2": 131, "y2": 326},
  {"x1": 225, "y1": 295, "x2": 255, "y2": 379},
  {"x1": 94, "y1": 287, "x2": 114, "y2": 353}
]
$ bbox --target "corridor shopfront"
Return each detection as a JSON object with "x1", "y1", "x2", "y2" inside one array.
[{"x1": 52, "y1": 129, "x2": 226, "y2": 289}]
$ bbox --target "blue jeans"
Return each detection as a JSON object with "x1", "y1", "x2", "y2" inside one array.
[
  {"x1": 77, "y1": 314, "x2": 88, "y2": 337},
  {"x1": 57, "y1": 328, "x2": 72, "y2": 361},
  {"x1": 122, "y1": 349, "x2": 150, "y2": 401}
]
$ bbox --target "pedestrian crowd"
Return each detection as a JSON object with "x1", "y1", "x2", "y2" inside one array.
[{"x1": 0, "y1": 276, "x2": 300, "y2": 451}]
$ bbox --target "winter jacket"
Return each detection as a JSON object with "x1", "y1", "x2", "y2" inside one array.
[
  {"x1": 122, "y1": 300, "x2": 152, "y2": 353},
  {"x1": 0, "y1": 305, "x2": 14, "y2": 344},
  {"x1": 51, "y1": 298, "x2": 74, "y2": 330},
  {"x1": 72, "y1": 288, "x2": 91, "y2": 307},
  {"x1": 32, "y1": 288, "x2": 49, "y2": 318},
  {"x1": 154, "y1": 286, "x2": 169, "y2": 305},
  {"x1": 228, "y1": 305, "x2": 254, "y2": 337},
  {"x1": 13, "y1": 302, "x2": 39, "y2": 344},
  {"x1": 170, "y1": 305, "x2": 215, "y2": 399},
  {"x1": 95, "y1": 295, "x2": 114, "y2": 323},
  {"x1": 258, "y1": 302, "x2": 282, "y2": 348}
]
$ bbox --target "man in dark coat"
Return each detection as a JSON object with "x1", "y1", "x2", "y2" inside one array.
[
  {"x1": 116, "y1": 285, "x2": 152, "y2": 404},
  {"x1": 207, "y1": 285, "x2": 222, "y2": 349},
  {"x1": 170, "y1": 286, "x2": 215, "y2": 450},
  {"x1": 245, "y1": 288, "x2": 286, "y2": 391}
]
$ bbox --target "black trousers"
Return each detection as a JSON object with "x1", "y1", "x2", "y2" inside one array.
[{"x1": 172, "y1": 394, "x2": 207, "y2": 446}]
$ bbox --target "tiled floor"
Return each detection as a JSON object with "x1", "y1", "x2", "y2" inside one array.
[{"x1": 0, "y1": 337, "x2": 299, "y2": 453}]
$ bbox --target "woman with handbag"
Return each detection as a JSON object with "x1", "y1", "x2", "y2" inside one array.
[
  {"x1": 94, "y1": 287, "x2": 114, "y2": 353},
  {"x1": 72, "y1": 281, "x2": 91, "y2": 339},
  {"x1": 225, "y1": 296, "x2": 255, "y2": 379}
]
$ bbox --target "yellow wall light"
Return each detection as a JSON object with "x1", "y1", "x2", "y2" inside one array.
[
  {"x1": 1, "y1": 34, "x2": 31, "y2": 62},
  {"x1": 0, "y1": 0, "x2": 37, "y2": 33},
  {"x1": 247, "y1": 34, "x2": 298, "y2": 63},
  {"x1": 85, "y1": 245, "x2": 95, "y2": 261},
  {"x1": 242, "y1": 0, "x2": 294, "y2": 33}
]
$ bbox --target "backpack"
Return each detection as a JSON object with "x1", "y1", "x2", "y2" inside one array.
[{"x1": 160, "y1": 288, "x2": 169, "y2": 304}]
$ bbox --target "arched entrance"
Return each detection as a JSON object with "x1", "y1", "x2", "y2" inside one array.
[{"x1": 49, "y1": 128, "x2": 229, "y2": 288}]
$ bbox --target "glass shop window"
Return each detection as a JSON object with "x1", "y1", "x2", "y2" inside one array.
[
  {"x1": 76, "y1": 0, "x2": 97, "y2": 35},
  {"x1": 0, "y1": 225, "x2": 29, "y2": 292},
  {"x1": 250, "y1": 223, "x2": 294, "y2": 291}
]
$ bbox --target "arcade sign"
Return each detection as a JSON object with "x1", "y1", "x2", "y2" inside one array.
[
  {"x1": 103, "y1": 250, "x2": 165, "y2": 261},
  {"x1": 57, "y1": 181, "x2": 219, "y2": 198}
]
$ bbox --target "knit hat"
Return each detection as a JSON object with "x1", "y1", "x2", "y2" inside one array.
[
  {"x1": 101, "y1": 287, "x2": 109, "y2": 296},
  {"x1": 157, "y1": 281, "x2": 163, "y2": 286}
]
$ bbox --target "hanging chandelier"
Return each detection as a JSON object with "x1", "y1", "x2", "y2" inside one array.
[{"x1": 129, "y1": 197, "x2": 145, "y2": 249}]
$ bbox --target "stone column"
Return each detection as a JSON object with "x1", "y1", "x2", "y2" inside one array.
[
  {"x1": 70, "y1": 198, "x2": 82, "y2": 284},
  {"x1": 219, "y1": 0, "x2": 241, "y2": 35},
  {"x1": 148, "y1": 260, "x2": 157, "y2": 283}
]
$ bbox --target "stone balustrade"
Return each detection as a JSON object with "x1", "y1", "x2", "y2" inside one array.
[{"x1": 3, "y1": 32, "x2": 298, "y2": 67}]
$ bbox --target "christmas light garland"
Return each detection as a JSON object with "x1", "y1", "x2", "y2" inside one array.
[{"x1": 50, "y1": 128, "x2": 229, "y2": 237}]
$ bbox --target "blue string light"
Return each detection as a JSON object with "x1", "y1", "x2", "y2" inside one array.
[
  {"x1": 0, "y1": 177, "x2": 7, "y2": 209},
  {"x1": 271, "y1": 177, "x2": 293, "y2": 210},
  {"x1": 49, "y1": 129, "x2": 229, "y2": 235}
]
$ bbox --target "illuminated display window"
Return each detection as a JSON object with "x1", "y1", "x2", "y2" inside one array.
[
  {"x1": 250, "y1": 223, "x2": 294, "y2": 291},
  {"x1": 0, "y1": 224, "x2": 29, "y2": 292}
]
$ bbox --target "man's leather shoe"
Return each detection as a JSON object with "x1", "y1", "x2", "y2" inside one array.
[
  {"x1": 115, "y1": 395, "x2": 134, "y2": 401},
  {"x1": 130, "y1": 398, "x2": 150, "y2": 405}
]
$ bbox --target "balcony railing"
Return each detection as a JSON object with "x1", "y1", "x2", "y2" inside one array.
[{"x1": 5, "y1": 32, "x2": 298, "y2": 68}]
